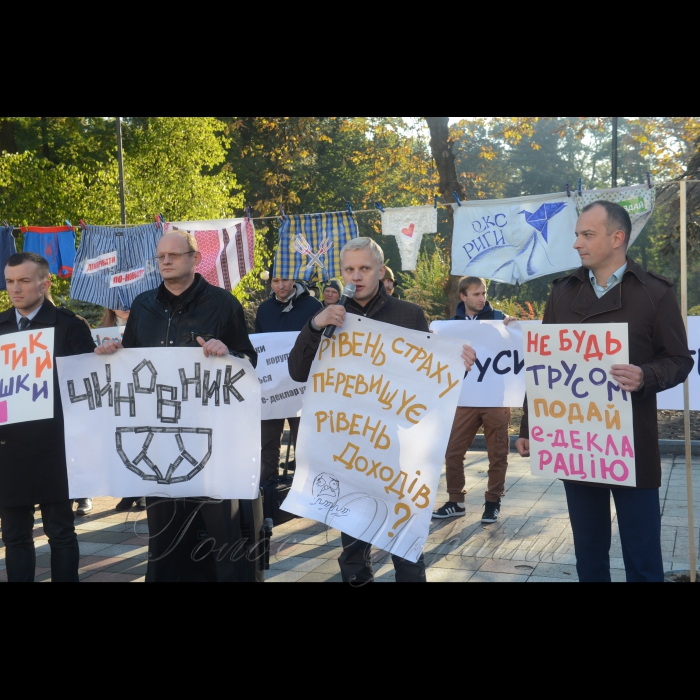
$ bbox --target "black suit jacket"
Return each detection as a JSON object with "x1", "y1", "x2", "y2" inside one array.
[{"x1": 0, "y1": 300, "x2": 96, "y2": 507}]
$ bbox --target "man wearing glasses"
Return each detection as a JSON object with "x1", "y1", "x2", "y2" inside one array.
[{"x1": 95, "y1": 231, "x2": 258, "y2": 582}]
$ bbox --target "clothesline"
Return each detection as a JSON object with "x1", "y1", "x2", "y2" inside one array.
[{"x1": 3, "y1": 180, "x2": 698, "y2": 231}]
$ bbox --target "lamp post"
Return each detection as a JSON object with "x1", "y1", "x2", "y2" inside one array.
[
  {"x1": 116, "y1": 117, "x2": 127, "y2": 226},
  {"x1": 612, "y1": 117, "x2": 619, "y2": 188}
]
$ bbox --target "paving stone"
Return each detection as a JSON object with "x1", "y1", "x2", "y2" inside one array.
[
  {"x1": 527, "y1": 577, "x2": 576, "y2": 583},
  {"x1": 298, "y1": 573, "x2": 344, "y2": 583},
  {"x1": 479, "y1": 559, "x2": 539, "y2": 576},
  {"x1": 268, "y1": 556, "x2": 326, "y2": 573},
  {"x1": 82, "y1": 572, "x2": 141, "y2": 583},
  {"x1": 265, "y1": 570, "x2": 310, "y2": 583},
  {"x1": 427, "y1": 569, "x2": 475, "y2": 583},
  {"x1": 97, "y1": 545, "x2": 149, "y2": 560},
  {"x1": 468, "y1": 572, "x2": 530, "y2": 583},
  {"x1": 105, "y1": 559, "x2": 149, "y2": 576}
]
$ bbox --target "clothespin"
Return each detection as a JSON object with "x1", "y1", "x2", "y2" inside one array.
[
  {"x1": 65, "y1": 220, "x2": 72, "y2": 229},
  {"x1": 2, "y1": 219, "x2": 9, "y2": 229},
  {"x1": 279, "y1": 206, "x2": 286, "y2": 222},
  {"x1": 566, "y1": 184, "x2": 571, "y2": 198},
  {"x1": 23, "y1": 220, "x2": 29, "y2": 230},
  {"x1": 245, "y1": 205, "x2": 252, "y2": 220},
  {"x1": 160, "y1": 213, "x2": 166, "y2": 224},
  {"x1": 453, "y1": 192, "x2": 462, "y2": 207},
  {"x1": 80, "y1": 220, "x2": 87, "y2": 232},
  {"x1": 374, "y1": 202, "x2": 386, "y2": 214},
  {"x1": 155, "y1": 215, "x2": 163, "y2": 230},
  {"x1": 434, "y1": 196, "x2": 439, "y2": 209},
  {"x1": 647, "y1": 172, "x2": 653, "y2": 189},
  {"x1": 346, "y1": 201, "x2": 354, "y2": 215},
  {"x1": 578, "y1": 179, "x2": 583, "y2": 197}
]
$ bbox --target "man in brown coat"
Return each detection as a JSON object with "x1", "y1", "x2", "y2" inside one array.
[
  {"x1": 289, "y1": 237, "x2": 476, "y2": 584},
  {"x1": 516, "y1": 201, "x2": 693, "y2": 583}
]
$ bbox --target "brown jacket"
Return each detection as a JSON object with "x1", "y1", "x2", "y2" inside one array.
[
  {"x1": 520, "y1": 257, "x2": 694, "y2": 489},
  {"x1": 289, "y1": 285, "x2": 429, "y2": 384}
]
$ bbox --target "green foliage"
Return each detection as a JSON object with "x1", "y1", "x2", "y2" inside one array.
[
  {"x1": 493, "y1": 297, "x2": 547, "y2": 321},
  {"x1": 402, "y1": 248, "x2": 450, "y2": 322}
]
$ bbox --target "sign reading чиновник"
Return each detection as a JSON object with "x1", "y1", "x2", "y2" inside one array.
[
  {"x1": 524, "y1": 323, "x2": 636, "y2": 487},
  {"x1": 282, "y1": 316, "x2": 466, "y2": 563},
  {"x1": 58, "y1": 349, "x2": 261, "y2": 500},
  {"x1": 0, "y1": 328, "x2": 55, "y2": 426},
  {"x1": 250, "y1": 332, "x2": 306, "y2": 420}
]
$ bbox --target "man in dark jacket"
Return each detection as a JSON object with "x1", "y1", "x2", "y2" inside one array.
[
  {"x1": 96, "y1": 231, "x2": 258, "y2": 583},
  {"x1": 256, "y1": 277, "x2": 322, "y2": 483},
  {"x1": 0, "y1": 253, "x2": 95, "y2": 583},
  {"x1": 289, "y1": 237, "x2": 477, "y2": 584},
  {"x1": 516, "y1": 201, "x2": 693, "y2": 583},
  {"x1": 433, "y1": 277, "x2": 515, "y2": 525}
]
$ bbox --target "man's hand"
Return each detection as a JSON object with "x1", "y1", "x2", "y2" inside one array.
[
  {"x1": 515, "y1": 438, "x2": 530, "y2": 458},
  {"x1": 610, "y1": 365, "x2": 644, "y2": 393},
  {"x1": 197, "y1": 337, "x2": 229, "y2": 358},
  {"x1": 462, "y1": 345, "x2": 477, "y2": 373},
  {"x1": 313, "y1": 305, "x2": 347, "y2": 331},
  {"x1": 503, "y1": 316, "x2": 518, "y2": 326},
  {"x1": 95, "y1": 340, "x2": 123, "y2": 356}
]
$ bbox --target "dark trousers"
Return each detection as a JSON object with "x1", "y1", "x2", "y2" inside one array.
[
  {"x1": 339, "y1": 533, "x2": 427, "y2": 584},
  {"x1": 564, "y1": 482, "x2": 664, "y2": 583},
  {"x1": 0, "y1": 501, "x2": 79, "y2": 583},
  {"x1": 261, "y1": 418, "x2": 300, "y2": 483},
  {"x1": 144, "y1": 498, "x2": 250, "y2": 583}
]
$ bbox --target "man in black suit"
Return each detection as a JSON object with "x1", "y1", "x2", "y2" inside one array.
[{"x1": 0, "y1": 253, "x2": 96, "y2": 583}]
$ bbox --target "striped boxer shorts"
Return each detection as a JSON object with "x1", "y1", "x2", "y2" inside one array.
[
  {"x1": 22, "y1": 225, "x2": 76, "y2": 278},
  {"x1": 70, "y1": 224, "x2": 163, "y2": 311}
]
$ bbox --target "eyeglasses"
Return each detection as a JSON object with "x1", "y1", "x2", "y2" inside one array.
[{"x1": 153, "y1": 252, "x2": 196, "y2": 263}]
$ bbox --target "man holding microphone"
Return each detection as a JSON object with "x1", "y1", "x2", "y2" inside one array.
[{"x1": 289, "y1": 237, "x2": 477, "y2": 584}]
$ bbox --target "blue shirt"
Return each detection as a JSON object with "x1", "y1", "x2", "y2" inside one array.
[
  {"x1": 16, "y1": 306, "x2": 42, "y2": 329},
  {"x1": 589, "y1": 263, "x2": 628, "y2": 299}
]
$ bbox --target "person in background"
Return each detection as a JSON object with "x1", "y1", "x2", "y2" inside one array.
[
  {"x1": 516, "y1": 201, "x2": 693, "y2": 583},
  {"x1": 433, "y1": 277, "x2": 516, "y2": 525},
  {"x1": 255, "y1": 276, "x2": 323, "y2": 483},
  {"x1": 94, "y1": 308, "x2": 148, "y2": 514},
  {"x1": 322, "y1": 280, "x2": 343, "y2": 307},
  {"x1": 289, "y1": 238, "x2": 477, "y2": 584},
  {"x1": 381, "y1": 267, "x2": 400, "y2": 298},
  {"x1": 0, "y1": 253, "x2": 96, "y2": 583}
]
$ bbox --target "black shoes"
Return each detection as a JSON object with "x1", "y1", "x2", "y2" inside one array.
[
  {"x1": 432, "y1": 503, "x2": 467, "y2": 520},
  {"x1": 75, "y1": 499, "x2": 93, "y2": 517},
  {"x1": 482, "y1": 501, "x2": 501, "y2": 524},
  {"x1": 116, "y1": 498, "x2": 146, "y2": 512}
]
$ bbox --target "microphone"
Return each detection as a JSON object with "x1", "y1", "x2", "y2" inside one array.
[{"x1": 324, "y1": 283, "x2": 357, "y2": 339}]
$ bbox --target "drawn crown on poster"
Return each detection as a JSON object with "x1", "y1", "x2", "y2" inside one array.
[
  {"x1": 294, "y1": 233, "x2": 334, "y2": 273},
  {"x1": 115, "y1": 427, "x2": 213, "y2": 486}
]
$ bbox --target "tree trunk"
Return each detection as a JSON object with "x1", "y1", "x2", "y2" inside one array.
[
  {"x1": 0, "y1": 118, "x2": 17, "y2": 153},
  {"x1": 41, "y1": 117, "x2": 51, "y2": 160},
  {"x1": 424, "y1": 117, "x2": 467, "y2": 317}
]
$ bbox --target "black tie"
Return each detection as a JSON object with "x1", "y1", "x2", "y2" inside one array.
[{"x1": 19, "y1": 317, "x2": 30, "y2": 331}]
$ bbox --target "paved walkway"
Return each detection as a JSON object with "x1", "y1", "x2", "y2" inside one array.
[{"x1": 2, "y1": 452, "x2": 699, "y2": 583}]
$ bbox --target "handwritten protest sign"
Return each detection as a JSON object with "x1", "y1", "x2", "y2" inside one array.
[
  {"x1": 0, "y1": 329, "x2": 55, "y2": 425},
  {"x1": 250, "y1": 332, "x2": 306, "y2": 420},
  {"x1": 91, "y1": 326, "x2": 125, "y2": 347},
  {"x1": 431, "y1": 320, "x2": 541, "y2": 408},
  {"x1": 57, "y1": 349, "x2": 261, "y2": 500},
  {"x1": 282, "y1": 316, "x2": 466, "y2": 563},
  {"x1": 524, "y1": 323, "x2": 636, "y2": 487},
  {"x1": 658, "y1": 316, "x2": 700, "y2": 411}
]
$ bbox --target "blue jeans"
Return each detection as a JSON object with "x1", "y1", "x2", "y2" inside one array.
[
  {"x1": 0, "y1": 501, "x2": 79, "y2": 583},
  {"x1": 564, "y1": 482, "x2": 664, "y2": 583}
]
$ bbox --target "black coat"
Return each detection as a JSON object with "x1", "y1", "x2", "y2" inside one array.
[
  {"x1": 0, "y1": 300, "x2": 96, "y2": 508},
  {"x1": 123, "y1": 275, "x2": 257, "y2": 367},
  {"x1": 520, "y1": 258, "x2": 694, "y2": 489},
  {"x1": 255, "y1": 284, "x2": 323, "y2": 334}
]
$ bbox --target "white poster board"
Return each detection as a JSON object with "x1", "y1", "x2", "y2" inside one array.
[
  {"x1": 91, "y1": 326, "x2": 125, "y2": 347},
  {"x1": 250, "y1": 332, "x2": 306, "y2": 420},
  {"x1": 282, "y1": 316, "x2": 466, "y2": 563},
  {"x1": 431, "y1": 320, "x2": 541, "y2": 408},
  {"x1": 0, "y1": 328, "x2": 55, "y2": 425},
  {"x1": 58, "y1": 349, "x2": 261, "y2": 500},
  {"x1": 657, "y1": 316, "x2": 700, "y2": 411},
  {"x1": 524, "y1": 323, "x2": 636, "y2": 487}
]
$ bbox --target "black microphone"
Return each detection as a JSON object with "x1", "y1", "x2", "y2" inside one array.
[{"x1": 324, "y1": 283, "x2": 357, "y2": 339}]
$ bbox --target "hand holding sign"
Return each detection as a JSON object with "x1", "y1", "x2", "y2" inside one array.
[
  {"x1": 516, "y1": 438, "x2": 530, "y2": 458},
  {"x1": 462, "y1": 344, "x2": 477, "y2": 373},
  {"x1": 95, "y1": 340, "x2": 123, "y2": 356},
  {"x1": 610, "y1": 364, "x2": 644, "y2": 393},
  {"x1": 197, "y1": 337, "x2": 229, "y2": 358}
]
